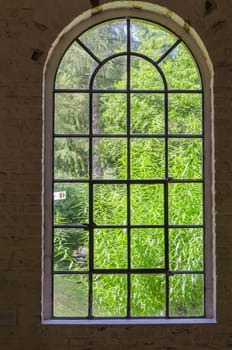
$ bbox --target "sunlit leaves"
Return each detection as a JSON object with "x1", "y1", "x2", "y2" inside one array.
[
  {"x1": 169, "y1": 274, "x2": 204, "y2": 317},
  {"x1": 131, "y1": 56, "x2": 164, "y2": 90},
  {"x1": 169, "y1": 183, "x2": 203, "y2": 225},
  {"x1": 131, "y1": 138, "x2": 165, "y2": 179},
  {"x1": 93, "y1": 274, "x2": 127, "y2": 317},
  {"x1": 94, "y1": 229, "x2": 127, "y2": 269},
  {"x1": 93, "y1": 93, "x2": 127, "y2": 134},
  {"x1": 168, "y1": 138, "x2": 202, "y2": 179},
  {"x1": 94, "y1": 184, "x2": 127, "y2": 225},
  {"x1": 131, "y1": 229, "x2": 165, "y2": 268},
  {"x1": 168, "y1": 94, "x2": 202, "y2": 134},
  {"x1": 131, "y1": 274, "x2": 166, "y2": 316},
  {"x1": 159, "y1": 42, "x2": 201, "y2": 89},
  {"x1": 169, "y1": 228, "x2": 203, "y2": 271},
  {"x1": 131, "y1": 93, "x2": 165, "y2": 134},
  {"x1": 131, "y1": 184, "x2": 164, "y2": 225}
]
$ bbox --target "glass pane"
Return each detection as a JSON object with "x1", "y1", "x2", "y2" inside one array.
[
  {"x1": 53, "y1": 274, "x2": 88, "y2": 317},
  {"x1": 131, "y1": 138, "x2": 165, "y2": 179},
  {"x1": 131, "y1": 229, "x2": 165, "y2": 268},
  {"x1": 131, "y1": 56, "x2": 164, "y2": 90},
  {"x1": 55, "y1": 93, "x2": 89, "y2": 134},
  {"x1": 79, "y1": 19, "x2": 127, "y2": 60},
  {"x1": 94, "y1": 229, "x2": 127, "y2": 269},
  {"x1": 55, "y1": 42, "x2": 97, "y2": 89},
  {"x1": 168, "y1": 138, "x2": 202, "y2": 179},
  {"x1": 93, "y1": 138, "x2": 127, "y2": 179},
  {"x1": 169, "y1": 274, "x2": 204, "y2": 317},
  {"x1": 131, "y1": 274, "x2": 166, "y2": 317},
  {"x1": 54, "y1": 138, "x2": 89, "y2": 179},
  {"x1": 131, "y1": 93, "x2": 165, "y2": 134},
  {"x1": 169, "y1": 228, "x2": 203, "y2": 271},
  {"x1": 54, "y1": 183, "x2": 88, "y2": 224},
  {"x1": 54, "y1": 228, "x2": 89, "y2": 271},
  {"x1": 131, "y1": 184, "x2": 164, "y2": 225},
  {"x1": 169, "y1": 94, "x2": 202, "y2": 134},
  {"x1": 93, "y1": 56, "x2": 127, "y2": 89},
  {"x1": 131, "y1": 19, "x2": 177, "y2": 61},
  {"x1": 159, "y1": 42, "x2": 201, "y2": 89},
  {"x1": 93, "y1": 274, "x2": 127, "y2": 317},
  {"x1": 169, "y1": 183, "x2": 203, "y2": 225},
  {"x1": 92, "y1": 93, "x2": 127, "y2": 134},
  {"x1": 94, "y1": 184, "x2": 127, "y2": 225}
]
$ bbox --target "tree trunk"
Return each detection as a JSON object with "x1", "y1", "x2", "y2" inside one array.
[{"x1": 92, "y1": 94, "x2": 103, "y2": 178}]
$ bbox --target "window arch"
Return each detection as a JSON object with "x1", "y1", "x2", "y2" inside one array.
[{"x1": 42, "y1": 2, "x2": 215, "y2": 324}]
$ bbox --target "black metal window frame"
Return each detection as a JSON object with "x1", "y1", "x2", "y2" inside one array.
[{"x1": 52, "y1": 17, "x2": 205, "y2": 320}]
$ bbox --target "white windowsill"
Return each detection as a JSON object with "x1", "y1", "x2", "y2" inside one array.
[{"x1": 42, "y1": 318, "x2": 216, "y2": 326}]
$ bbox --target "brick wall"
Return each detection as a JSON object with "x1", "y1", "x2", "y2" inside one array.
[{"x1": 0, "y1": 0, "x2": 231, "y2": 349}]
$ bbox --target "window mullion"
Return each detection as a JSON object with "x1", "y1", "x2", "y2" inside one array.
[
  {"x1": 164, "y1": 88, "x2": 170, "y2": 317},
  {"x1": 126, "y1": 17, "x2": 131, "y2": 319},
  {"x1": 88, "y1": 91, "x2": 93, "y2": 319}
]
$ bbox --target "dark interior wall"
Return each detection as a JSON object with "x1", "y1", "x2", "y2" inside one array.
[{"x1": 0, "y1": 0, "x2": 231, "y2": 349}]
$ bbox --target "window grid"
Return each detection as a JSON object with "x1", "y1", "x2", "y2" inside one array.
[{"x1": 52, "y1": 17, "x2": 205, "y2": 319}]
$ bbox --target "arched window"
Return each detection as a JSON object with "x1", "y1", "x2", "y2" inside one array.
[{"x1": 42, "y1": 3, "x2": 215, "y2": 324}]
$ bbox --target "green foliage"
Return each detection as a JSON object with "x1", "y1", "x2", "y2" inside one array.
[
  {"x1": 160, "y1": 42, "x2": 201, "y2": 89},
  {"x1": 94, "y1": 184, "x2": 127, "y2": 225},
  {"x1": 94, "y1": 229, "x2": 127, "y2": 269},
  {"x1": 93, "y1": 138, "x2": 127, "y2": 179},
  {"x1": 54, "y1": 183, "x2": 88, "y2": 224},
  {"x1": 53, "y1": 184, "x2": 89, "y2": 271},
  {"x1": 54, "y1": 138, "x2": 89, "y2": 179},
  {"x1": 169, "y1": 229, "x2": 203, "y2": 271},
  {"x1": 54, "y1": 228, "x2": 88, "y2": 271},
  {"x1": 169, "y1": 274, "x2": 204, "y2": 316},
  {"x1": 131, "y1": 57, "x2": 164, "y2": 89},
  {"x1": 131, "y1": 274, "x2": 166, "y2": 316},
  {"x1": 55, "y1": 93, "x2": 89, "y2": 134},
  {"x1": 168, "y1": 93, "x2": 202, "y2": 134},
  {"x1": 131, "y1": 229, "x2": 165, "y2": 268},
  {"x1": 131, "y1": 93, "x2": 164, "y2": 134},
  {"x1": 53, "y1": 18, "x2": 204, "y2": 318},
  {"x1": 130, "y1": 19, "x2": 178, "y2": 61},
  {"x1": 93, "y1": 274, "x2": 127, "y2": 316},
  {"x1": 95, "y1": 93, "x2": 127, "y2": 134},
  {"x1": 55, "y1": 42, "x2": 96, "y2": 89},
  {"x1": 79, "y1": 19, "x2": 127, "y2": 60}
]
